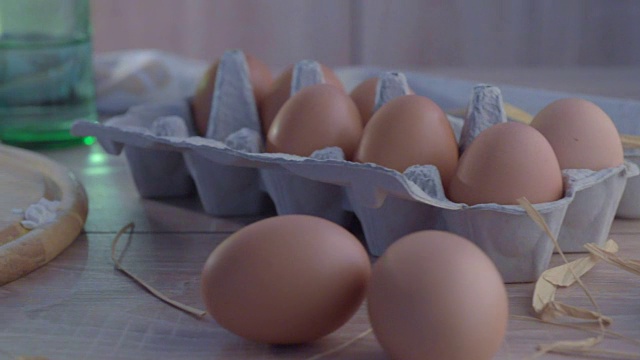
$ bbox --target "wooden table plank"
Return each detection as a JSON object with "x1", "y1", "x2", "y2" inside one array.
[{"x1": 1, "y1": 231, "x2": 638, "y2": 359}]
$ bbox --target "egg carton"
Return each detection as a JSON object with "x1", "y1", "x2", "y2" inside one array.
[
  {"x1": 616, "y1": 148, "x2": 640, "y2": 218},
  {"x1": 72, "y1": 50, "x2": 640, "y2": 283}
]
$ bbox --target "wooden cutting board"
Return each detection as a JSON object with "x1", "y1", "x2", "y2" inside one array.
[{"x1": 0, "y1": 144, "x2": 88, "y2": 285}]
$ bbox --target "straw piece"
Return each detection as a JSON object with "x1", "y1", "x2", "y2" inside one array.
[
  {"x1": 518, "y1": 198, "x2": 607, "y2": 324},
  {"x1": 503, "y1": 103, "x2": 534, "y2": 124},
  {"x1": 621, "y1": 134, "x2": 640, "y2": 149},
  {"x1": 585, "y1": 242, "x2": 640, "y2": 276},
  {"x1": 517, "y1": 200, "x2": 640, "y2": 359},
  {"x1": 305, "y1": 329, "x2": 373, "y2": 360},
  {"x1": 534, "y1": 345, "x2": 640, "y2": 360},
  {"x1": 511, "y1": 315, "x2": 640, "y2": 346},
  {"x1": 533, "y1": 336, "x2": 602, "y2": 357},
  {"x1": 533, "y1": 239, "x2": 618, "y2": 321},
  {"x1": 447, "y1": 102, "x2": 533, "y2": 124},
  {"x1": 539, "y1": 301, "x2": 612, "y2": 325},
  {"x1": 0, "y1": 347, "x2": 49, "y2": 360},
  {"x1": 111, "y1": 223, "x2": 207, "y2": 318},
  {"x1": 518, "y1": 197, "x2": 612, "y2": 357}
]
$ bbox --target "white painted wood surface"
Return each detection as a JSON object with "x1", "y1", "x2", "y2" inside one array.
[
  {"x1": 91, "y1": 0, "x2": 353, "y2": 67},
  {"x1": 91, "y1": 0, "x2": 640, "y2": 67}
]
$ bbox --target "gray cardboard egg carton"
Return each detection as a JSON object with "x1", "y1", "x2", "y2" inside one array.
[
  {"x1": 616, "y1": 148, "x2": 640, "y2": 218},
  {"x1": 339, "y1": 67, "x2": 640, "y2": 221},
  {"x1": 73, "y1": 50, "x2": 638, "y2": 283}
]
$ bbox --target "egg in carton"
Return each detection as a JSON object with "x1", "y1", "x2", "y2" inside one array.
[
  {"x1": 180, "y1": 50, "x2": 272, "y2": 216},
  {"x1": 72, "y1": 51, "x2": 639, "y2": 283},
  {"x1": 258, "y1": 60, "x2": 355, "y2": 227}
]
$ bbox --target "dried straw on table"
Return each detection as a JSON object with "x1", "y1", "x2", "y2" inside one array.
[
  {"x1": 621, "y1": 134, "x2": 640, "y2": 149},
  {"x1": 0, "y1": 347, "x2": 49, "y2": 360},
  {"x1": 510, "y1": 315, "x2": 640, "y2": 346},
  {"x1": 109, "y1": 201, "x2": 640, "y2": 359},
  {"x1": 111, "y1": 223, "x2": 206, "y2": 318},
  {"x1": 532, "y1": 239, "x2": 618, "y2": 324},
  {"x1": 518, "y1": 198, "x2": 640, "y2": 359},
  {"x1": 304, "y1": 329, "x2": 373, "y2": 360},
  {"x1": 110, "y1": 223, "x2": 372, "y2": 359},
  {"x1": 585, "y1": 242, "x2": 640, "y2": 276}
]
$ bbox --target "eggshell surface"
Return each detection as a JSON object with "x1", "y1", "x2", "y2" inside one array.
[
  {"x1": 349, "y1": 77, "x2": 413, "y2": 126},
  {"x1": 200, "y1": 215, "x2": 371, "y2": 345},
  {"x1": 448, "y1": 122, "x2": 563, "y2": 205},
  {"x1": 355, "y1": 95, "x2": 458, "y2": 187},
  {"x1": 349, "y1": 77, "x2": 378, "y2": 125},
  {"x1": 260, "y1": 63, "x2": 344, "y2": 134},
  {"x1": 266, "y1": 83, "x2": 362, "y2": 159},
  {"x1": 367, "y1": 230, "x2": 508, "y2": 360},
  {"x1": 191, "y1": 53, "x2": 273, "y2": 136},
  {"x1": 530, "y1": 98, "x2": 624, "y2": 171}
]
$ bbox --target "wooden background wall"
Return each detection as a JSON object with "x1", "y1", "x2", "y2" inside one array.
[{"x1": 91, "y1": 0, "x2": 640, "y2": 68}]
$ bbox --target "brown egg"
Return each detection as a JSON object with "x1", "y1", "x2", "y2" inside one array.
[
  {"x1": 355, "y1": 95, "x2": 458, "y2": 188},
  {"x1": 368, "y1": 230, "x2": 508, "y2": 360},
  {"x1": 349, "y1": 77, "x2": 378, "y2": 124},
  {"x1": 191, "y1": 53, "x2": 273, "y2": 136},
  {"x1": 201, "y1": 215, "x2": 371, "y2": 345},
  {"x1": 260, "y1": 63, "x2": 345, "y2": 135},
  {"x1": 448, "y1": 122, "x2": 563, "y2": 205},
  {"x1": 349, "y1": 76, "x2": 414, "y2": 126},
  {"x1": 530, "y1": 98, "x2": 624, "y2": 170},
  {"x1": 266, "y1": 83, "x2": 362, "y2": 159}
]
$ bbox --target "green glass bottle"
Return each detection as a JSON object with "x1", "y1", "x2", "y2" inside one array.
[{"x1": 0, "y1": 0, "x2": 97, "y2": 148}]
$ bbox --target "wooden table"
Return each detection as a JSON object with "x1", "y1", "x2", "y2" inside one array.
[{"x1": 1, "y1": 67, "x2": 639, "y2": 360}]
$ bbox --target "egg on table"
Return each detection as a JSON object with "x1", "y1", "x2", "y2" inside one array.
[
  {"x1": 200, "y1": 215, "x2": 371, "y2": 345},
  {"x1": 367, "y1": 230, "x2": 509, "y2": 360}
]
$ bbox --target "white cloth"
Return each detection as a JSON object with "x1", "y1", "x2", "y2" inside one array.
[{"x1": 94, "y1": 50, "x2": 208, "y2": 115}]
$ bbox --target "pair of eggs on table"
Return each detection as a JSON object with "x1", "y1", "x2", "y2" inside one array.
[
  {"x1": 191, "y1": 54, "x2": 624, "y2": 206},
  {"x1": 201, "y1": 215, "x2": 509, "y2": 360}
]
